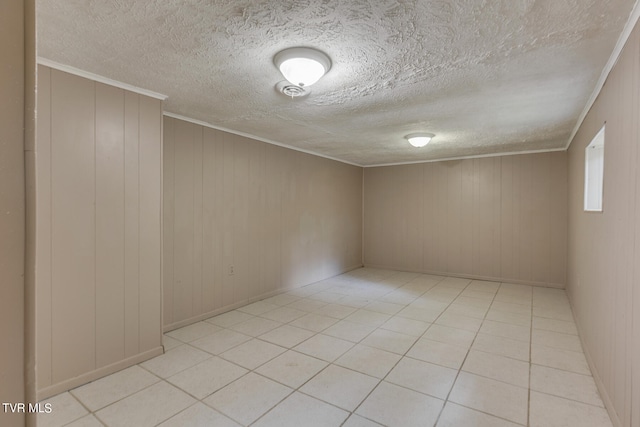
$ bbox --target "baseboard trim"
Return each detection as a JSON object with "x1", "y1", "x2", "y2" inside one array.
[
  {"x1": 163, "y1": 263, "x2": 364, "y2": 333},
  {"x1": 362, "y1": 263, "x2": 565, "y2": 288},
  {"x1": 36, "y1": 346, "x2": 164, "y2": 401},
  {"x1": 566, "y1": 292, "x2": 622, "y2": 427}
]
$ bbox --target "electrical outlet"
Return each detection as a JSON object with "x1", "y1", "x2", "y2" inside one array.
[{"x1": 228, "y1": 265, "x2": 234, "y2": 275}]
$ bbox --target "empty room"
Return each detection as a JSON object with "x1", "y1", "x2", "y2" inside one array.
[{"x1": 2, "y1": 1, "x2": 640, "y2": 426}]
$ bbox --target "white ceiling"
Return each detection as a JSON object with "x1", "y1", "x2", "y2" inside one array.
[{"x1": 37, "y1": 0, "x2": 636, "y2": 166}]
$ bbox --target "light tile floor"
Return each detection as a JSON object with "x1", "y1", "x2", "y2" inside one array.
[{"x1": 38, "y1": 268, "x2": 613, "y2": 427}]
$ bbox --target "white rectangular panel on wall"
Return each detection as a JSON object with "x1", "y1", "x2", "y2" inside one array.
[{"x1": 34, "y1": 65, "x2": 163, "y2": 399}]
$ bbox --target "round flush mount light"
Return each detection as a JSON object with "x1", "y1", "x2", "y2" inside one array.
[
  {"x1": 405, "y1": 133, "x2": 435, "y2": 148},
  {"x1": 274, "y1": 47, "x2": 332, "y2": 88}
]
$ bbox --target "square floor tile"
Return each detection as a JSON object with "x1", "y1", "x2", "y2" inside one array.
[
  {"x1": 335, "y1": 344, "x2": 401, "y2": 379},
  {"x1": 435, "y1": 312, "x2": 483, "y2": 332},
  {"x1": 356, "y1": 381, "x2": 444, "y2": 427},
  {"x1": 436, "y1": 402, "x2": 521, "y2": 427},
  {"x1": 453, "y1": 296, "x2": 492, "y2": 309},
  {"x1": 342, "y1": 414, "x2": 384, "y2": 426},
  {"x1": 397, "y1": 306, "x2": 442, "y2": 323},
  {"x1": 157, "y1": 403, "x2": 240, "y2": 427},
  {"x1": 37, "y1": 392, "x2": 88, "y2": 427},
  {"x1": 381, "y1": 316, "x2": 431, "y2": 336},
  {"x1": 459, "y1": 289, "x2": 495, "y2": 300},
  {"x1": 190, "y1": 329, "x2": 252, "y2": 355},
  {"x1": 532, "y1": 305, "x2": 574, "y2": 322},
  {"x1": 229, "y1": 316, "x2": 282, "y2": 337},
  {"x1": 493, "y1": 293, "x2": 533, "y2": 306},
  {"x1": 165, "y1": 321, "x2": 222, "y2": 343},
  {"x1": 479, "y1": 320, "x2": 530, "y2": 342},
  {"x1": 532, "y1": 329, "x2": 583, "y2": 352},
  {"x1": 471, "y1": 333, "x2": 530, "y2": 361},
  {"x1": 531, "y1": 344, "x2": 590, "y2": 375},
  {"x1": 294, "y1": 334, "x2": 354, "y2": 362},
  {"x1": 261, "y1": 294, "x2": 301, "y2": 306},
  {"x1": 530, "y1": 365, "x2": 603, "y2": 407},
  {"x1": 462, "y1": 350, "x2": 529, "y2": 388},
  {"x1": 301, "y1": 365, "x2": 379, "y2": 411},
  {"x1": 444, "y1": 303, "x2": 489, "y2": 320},
  {"x1": 206, "y1": 310, "x2": 254, "y2": 328},
  {"x1": 259, "y1": 324, "x2": 315, "y2": 348},
  {"x1": 219, "y1": 338, "x2": 286, "y2": 370},
  {"x1": 423, "y1": 324, "x2": 476, "y2": 348},
  {"x1": 323, "y1": 320, "x2": 377, "y2": 342},
  {"x1": 360, "y1": 328, "x2": 417, "y2": 355},
  {"x1": 386, "y1": 357, "x2": 457, "y2": 399},
  {"x1": 467, "y1": 280, "x2": 500, "y2": 293},
  {"x1": 314, "y1": 303, "x2": 357, "y2": 319},
  {"x1": 260, "y1": 306, "x2": 307, "y2": 323},
  {"x1": 529, "y1": 391, "x2": 612, "y2": 427},
  {"x1": 407, "y1": 338, "x2": 468, "y2": 369},
  {"x1": 485, "y1": 309, "x2": 531, "y2": 327},
  {"x1": 532, "y1": 316, "x2": 578, "y2": 335},
  {"x1": 449, "y1": 372, "x2": 528, "y2": 425},
  {"x1": 140, "y1": 345, "x2": 211, "y2": 378},
  {"x1": 307, "y1": 291, "x2": 345, "y2": 304},
  {"x1": 345, "y1": 310, "x2": 391, "y2": 327},
  {"x1": 95, "y1": 382, "x2": 195, "y2": 427},
  {"x1": 252, "y1": 392, "x2": 348, "y2": 427},
  {"x1": 64, "y1": 414, "x2": 104, "y2": 427},
  {"x1": 204, "y1": 372, "x2": 292, "y2": 425},
  {"x1": 162, "y1": 335, "x2": 182, "y2": 351},
  {"x1": 71, "y1": 365, "x2": 159, "y2": 411},
  {"x1": 286, "y1": 298, "x2": 328, "y2": 313},
  {"x1": 365, "y1": 301, "x2": 405, "y2": 315},
  {"x1": 491, "y1": 301, "x2": 532, "y2": 315},
  {"x1": 256, "y1": 350, "x2": 328, "y2": 388},
  {"x1": 289, "y1": 313, "x2": 338, "y2": 332},
  {"x1": 166, "y1": 356, "x2": 248, "y2": 399},
  {"x1": 237, "y1": 301, "x2": 280, "y2": 315}
]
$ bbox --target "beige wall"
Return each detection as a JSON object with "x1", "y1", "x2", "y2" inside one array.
[
  {"x1": 163, "y1": 116, "x2": 363, "y2": 329},
  {"x1": 0, "y1": 1, "x2": 26, "y2": 426},
  {"x1": 567, "y1": 21, "x2": 640, "y2": 427},
  {"x1": 364, "y1": 152, "x2": 567, "y2": 287},
  {"x1": 33, "y1": 66, "x2": 164, "y2": 399}
]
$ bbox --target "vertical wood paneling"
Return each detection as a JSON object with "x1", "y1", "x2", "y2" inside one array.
[
  {"x1": 35, "y1": 65, "x2": 52, "y2": 389},
  {"x1": 95, "y1": 83, "x2": 125, "y2": 368},
  {"x1": 173, "y1": 120, "x2": 195, "y2": 321},
  {"x1": 192, "y1": 127, "x2": 204, "y2": 317},
  {"x1": 222, "y1": 132, "x2": 235, "y2": 306},
  {"x1": 50, "y1": 69, "x2": 96, "y2": 382},
  {"x1": 163, "y1": 117, "x2": 363, "y2": 329},
  {"x1": 233, "y1": 135, "x2": 250, "y2": 302},
  {"x1": 162, "y1": 117, "x2": 175, "y2": 326},
  {"x1": 123, "y1": 91, "x2": 140, "y2": 358},
  {"x1": 363, "y1": 151, "x2": 567, "y2": 287},
  {"x1": 35, "y1": 66, "x2": 163, "y2": 398},
  {"x1": 567, "y1": 22, "x2": 640, "y2": 427},
  {"x1": 200, "y1": 127, "x2": 216, "y2": 314},
  {"x1": 264, "y1": 144, "x2": 282, "y2": 293},
  {"x1": 137, "y1": 95, "x2": 162, "y2": 353}
]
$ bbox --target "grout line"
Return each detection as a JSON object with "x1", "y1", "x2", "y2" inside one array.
[{"x1": 50, "y1": 269, "x2": 607, "y2": 427}]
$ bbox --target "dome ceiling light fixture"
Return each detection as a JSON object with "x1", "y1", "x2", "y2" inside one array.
[
  {"x1": 405, "y1": 133, "x2": 435, "y2": 148},
  {"x1": 274, "y1": 47, "x2": 331, "y2": 97}
]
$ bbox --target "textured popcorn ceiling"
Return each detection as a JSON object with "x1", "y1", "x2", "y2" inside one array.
[{"x1": 37, "y1": 0, "x2": 635, "y2": 166}]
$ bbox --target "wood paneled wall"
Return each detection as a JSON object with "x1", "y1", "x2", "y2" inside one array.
[
  {"x1": 0, "y1": 2, "x2": 26, "y2": 425},
  {"x1": 163, "y1": 117, "x2": 363, "y2": 330},
  {"x1": 363, "y1": 152, "x2": 567, "y2": 287},
  {"x1": 567, "y1": 21, "x2": 640, "y2": 427},
  {"x1": 33, "y1": 66, "x2": 163, "y2": 399}
]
